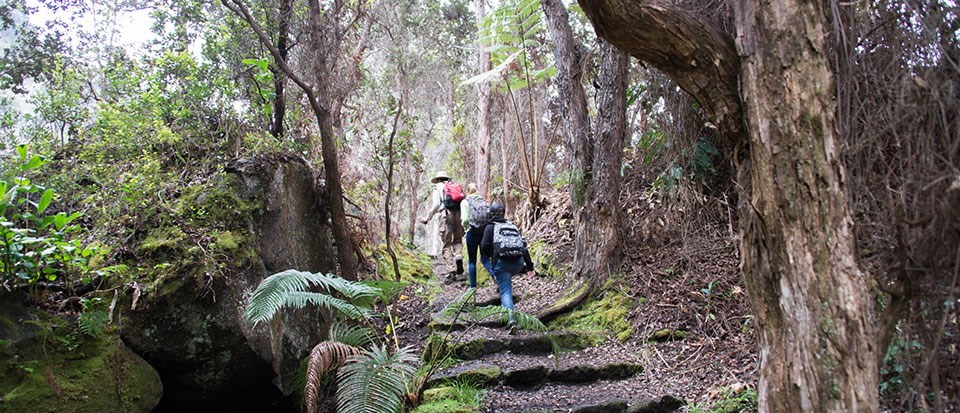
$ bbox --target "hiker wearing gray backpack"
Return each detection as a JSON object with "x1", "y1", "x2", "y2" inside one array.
[
  {"x1": 480, "y1": 203, "x2": 534, "y2": 333},
  {"x1": 460, "y1": 183, "x2": 493, "y2": 288}
]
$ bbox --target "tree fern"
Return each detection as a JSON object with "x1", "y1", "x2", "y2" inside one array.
[
  {"x1": 336, "y1": 345, "x2": 418, "y2": 413},
  {"x1": 304, "y1": 341, "x2": 363, "y2": 413},
  {"x1": 244, "y1": 269, "x2": 379, "y2": 326}
]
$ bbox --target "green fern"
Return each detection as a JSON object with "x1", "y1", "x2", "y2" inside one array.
[
  {"x1": 438, "y1": 288, "x2": 477, "y2": 319},
  {"x1": 472, "y1": 305, "x2": 547, "y2": 333},
  {"x1": 329, "y1": 321, "x2": 375, "y2": 348},
  {"x1": 336, "y1": 344, "x2": 418, "y2": 413},
  {"x1": 77, "y1": 310, "x2": 109, "y2": 337},
  {"x1": 244, "y1": 270, "x2": 379, "y2": 326}
]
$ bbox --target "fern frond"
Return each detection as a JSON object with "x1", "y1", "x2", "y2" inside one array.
[
  {"x1": 329, "y1": 321, "x2": 375, "y2": 348},
  {"x1": 304, "y1": 341, "x2": 362, "y2": 413},
  {"x1": 336, "y1": 345, "x2": 418, "y2": 413},
  {"x1": 438, "y1": 288, "x2": 477, "y2": 320},
  {"x1": 472, "y1": 305, "x2": 548, "y2": 332},
  {"x1": 77, "y1": 310, "x2": 109, "y2": 337},
  {"x1": 244, "y1": 270, "x2": 379, "y2": 326}
]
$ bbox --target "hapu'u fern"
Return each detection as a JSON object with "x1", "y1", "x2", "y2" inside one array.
[
  {"x1": 304, "y1": 341, "x2": 363, "y2": 413},
  {"x1": 244, "y1": 270, "x2": 380, "y2": 326},
  {"x1": 336, "y1": 345, "x2": 418, "y2": 413}
]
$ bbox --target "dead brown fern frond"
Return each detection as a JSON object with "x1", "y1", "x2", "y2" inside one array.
[{"x1": 304, "y1": 341, "x2": 362, "y2": 413}]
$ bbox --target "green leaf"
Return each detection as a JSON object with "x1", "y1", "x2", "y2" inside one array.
[
  {"x1": 37, "y1": 189, "x2": 53, "y2": 214},
  {"x1": 16, "y1": 144, "x2": 27, "y2": 162},
  {"x1": 54, "y1": 213, "x2": 66, "y2": 231},
  {"x1": 20, "y1": 155, "x2": 44, "y2": 171}
]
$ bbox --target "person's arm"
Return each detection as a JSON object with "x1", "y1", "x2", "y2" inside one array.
[
  {"x1": 481, "y1": 224, "x2": 495, "y2": 266},
  {"x1": 460, "y1": 198, "x2": 470, "y2": 230},
  {"x1": 420, "y1": 187, "x2": 443, "y2": 224},
  {"x1": 522, "y1": 247, "x2": 534, "y2": 273}
]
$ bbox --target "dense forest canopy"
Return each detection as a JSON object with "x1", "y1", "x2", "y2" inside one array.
[{"x1": 0, "y1": 0, "x2": 957, "y2": 412}]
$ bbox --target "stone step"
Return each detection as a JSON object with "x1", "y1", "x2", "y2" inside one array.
[
  {"x1": 425, "y1": 341, "x2": 644, "y2": 390},
  {"x1": 483, "y1": 383, "x2": 685, "y2": 413},
  {"x1": 423, "y1": 327, "x2": 599, "y2": 361}
]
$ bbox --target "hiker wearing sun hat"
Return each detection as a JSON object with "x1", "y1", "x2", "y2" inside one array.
[{"x1": 420, "y1": 170, "x2": 465, "y2": 278}]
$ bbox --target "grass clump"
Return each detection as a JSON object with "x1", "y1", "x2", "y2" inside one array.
[{"x1": 412, "y1": 380, "x2": 485, "y2": 413}]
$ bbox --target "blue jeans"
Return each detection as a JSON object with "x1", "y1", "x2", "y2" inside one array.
[
  {"x1": 465, "y1": 230, "x2": 491, "y2": 288},
  {"x1": 492, "y1": 257, "x2": 524, "y2": 321}
]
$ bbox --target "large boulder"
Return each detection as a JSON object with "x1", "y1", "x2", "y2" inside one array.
[{"x1": 120, "y1": 155, "x2": 337, "y2": 411}]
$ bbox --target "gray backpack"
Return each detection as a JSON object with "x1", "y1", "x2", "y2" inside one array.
[
  {"x1": 468, "y1": 196, "x2": 491, "y2": 230},
  {"x1": 492, "y1": 222, "x2": 526, "y2": 258}
]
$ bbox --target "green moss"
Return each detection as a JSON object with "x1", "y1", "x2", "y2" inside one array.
[
  {"x1": 650, "y1": 329, "x2": 687, "y2": 342},
  {"x1": 550, "y1": 289, "x2": 636, "y2": 343},
  {"x1": 212, "y1": 230, "x2": 242, "y2": 251},
  {"x1": 527, "y1": 240, "x2": 566, "y2": 280},
  {"x1": 1, "y1": 313, "x2": 161, "y2": 412},
  {"x1": 369, "y1": 244, "x2": 433, "y2": 283},
  {"x1": 137, "y1": 226, "x2": 187, "y2": 254}
]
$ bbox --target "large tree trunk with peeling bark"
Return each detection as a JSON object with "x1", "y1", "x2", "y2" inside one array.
[
  {"x1": 578, "y1": 0, "x2": 880, "y2": 411},
  {"x1": 734, "y1": 1, "x2": 878, "y2": 410},
  {"x1": 539, "y1": 1, "x2": 627, "y2": 322},
  {"x1": 573, "y1": 41, "x2": 628, "y2": 284}
]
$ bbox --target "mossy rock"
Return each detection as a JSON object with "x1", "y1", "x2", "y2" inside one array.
[
  {"x1": 370, "y1": 244, "x2": 433, "y2": 283},
  {"x1": 0, "y1": 305, "x2": 162, "y2": 413},
  {"x1": 550, "y1": 289, "x2": 636, "y2": 343},
  {"x1": 425, "y1": 361, "x2": 501, "y2": 389},
  {"x1": 649, "y1": 329, "x2": 687, "y2": 342}
]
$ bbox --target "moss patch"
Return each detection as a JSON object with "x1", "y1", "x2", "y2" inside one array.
[
  {"x1": 527, "y1": 240, "x2": 565, "y2": 280},
  {"x1": 1, "y1": 313, "x2": 162, "y2": 412},
  {"x1": 369, "y1": 244, "x2": 433, "y2": 283},
  {"x1": 550, "y1": 288, "x2": 636, "y2": 343}
]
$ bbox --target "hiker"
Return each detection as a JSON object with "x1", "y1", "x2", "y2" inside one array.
[
  {"x1": 480, "y1": 202, "x2": 534, "y2": 332},
  {"x1": 460, "y1": 183, "x2": 493, "y2": 288},
  {"x1": 420, "y1": 171, "x2": 465, "y2": 277}
]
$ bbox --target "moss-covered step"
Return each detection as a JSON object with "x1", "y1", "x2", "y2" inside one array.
[
  {"x1": 423, "y1": 328, "x2": 598, "y2": 361},
  {"x1": 424, "y1": 361, "x2": 501, "y2": 389}
]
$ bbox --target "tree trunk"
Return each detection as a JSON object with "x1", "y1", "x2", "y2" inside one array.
[
  {"x1": 576, "y1": 0, "x2": 741, "y2": 142},
  {"x1": 543, "y1": 0, "x2": 627, "y2": 301},
  {"x1": 734, "y1": 1, "x2": 878, "y2": 410},
  {"x1": 541, "y1": 0, "x2": 591, "y2": 211},
  {"x1": 577, "y1": 1, "x2": 880, "y2": 411},
  {"x1": 305, "y1": 0, "x2": 359, "y2": 281},
  {"x1": 221, "y1": 0, "x2": 358, "y2": 281},
  {"x1": 572, "y1": 40, "x2": 628, "y2": 287},
  {"x1": 474, "y1": 0, "x2": 492, "y2": 198},
  {"x1": 270, "y1": 0, "x2": 291, "y2": 139}
]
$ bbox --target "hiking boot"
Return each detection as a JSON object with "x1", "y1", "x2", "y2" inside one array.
[
  {"x1": 455, "y1": 257, "x2": 464, "y2": 275},
  {"x1": 507, "y1": 320, "x2": 517, "y2": 335}
]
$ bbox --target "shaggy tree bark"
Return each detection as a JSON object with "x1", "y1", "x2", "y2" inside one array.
[
  {"x1": 578, "y1": 0, "x2": 880, "y2": 411},
  {"x1": 473, "y1": 0, "x2": 492, "y2": 197},
  {"x1": 575, "y1": 40, "x2": 628, "y2": 285},
  {"x1": 577, "y1": 0, "x2": 741, "y2": 142},
  {"x1": 734, "y1": 1, "x2": 878, "y2": 410},
  {"x1": 540, "y1": 1, "x2": 627, "y2": 320}
]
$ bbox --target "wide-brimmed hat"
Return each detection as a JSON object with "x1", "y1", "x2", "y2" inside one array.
[{"x1": 430, "y1": 171, "x2": 451, "y2": 184}]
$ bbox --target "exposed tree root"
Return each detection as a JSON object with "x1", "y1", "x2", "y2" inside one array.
[{"x1": 537, "y1": 278, "x2": 591, "y2": 322}]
